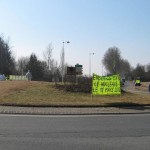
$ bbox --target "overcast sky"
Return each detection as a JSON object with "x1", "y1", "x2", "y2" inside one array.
[{"x1": 0, "y1": 0, "x2": 150, "y2": 75}]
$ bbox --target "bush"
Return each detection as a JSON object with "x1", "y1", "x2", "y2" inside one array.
[{"x1": 55, "y1": 76, "x2": 92, "y2": 93}]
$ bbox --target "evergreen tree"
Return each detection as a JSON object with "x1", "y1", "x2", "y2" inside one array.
[
  {"x1": 26, "y1": 53, "x2": 44, "y2": 81},
  {"x1": 0, "y1": 35, "x2": 16, "y2": 75}
]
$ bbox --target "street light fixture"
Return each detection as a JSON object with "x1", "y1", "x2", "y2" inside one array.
[
  {"x1": 89, "y1": 52, "x2": 94, "y2": 77},
  {"x1": 61, "y1": 41, "x2": 70, "y2": 83}
]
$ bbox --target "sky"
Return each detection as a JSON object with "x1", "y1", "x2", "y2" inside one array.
[{"x1": 0, "y1": 0, "x2": 150, "y2": 75}]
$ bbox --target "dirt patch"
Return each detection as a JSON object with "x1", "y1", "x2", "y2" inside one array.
[{"x1": 0, "y1": 81, "x2": 36, "y2": 96}]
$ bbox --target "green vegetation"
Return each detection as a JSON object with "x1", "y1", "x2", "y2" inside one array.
[{"x1": 0, "y1": 81, "x2": 149, "y2": 107}]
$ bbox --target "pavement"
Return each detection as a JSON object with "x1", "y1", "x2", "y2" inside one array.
[{"x1": 0, "y1": 105, "x2": 150, "y2": 115}]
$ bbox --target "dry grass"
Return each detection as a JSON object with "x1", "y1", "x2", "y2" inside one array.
[{"x1": 0, "y1": 81, "x2": 150, "y2": 106}]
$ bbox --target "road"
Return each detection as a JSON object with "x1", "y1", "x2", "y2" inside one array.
[
  {"x1": 0, "y1": 114, "x2": 150, "y2": 150},
  {"x1": 122, "y1": 81, "x2": 150, "y2": 94}
]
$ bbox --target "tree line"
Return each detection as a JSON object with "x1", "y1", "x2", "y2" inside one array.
[
  {"x1": 0, "y1": 35, "x2": 150, "y2": 81},
  {"x1": 102, "y1": 46, "x2": 150, "y2": 81},
  {"x1": 0, "y1": 36, "x2": 62, "y2": 81},
  {"x1": 17, "y1": 43, "x2": 63, "y2": 81}
]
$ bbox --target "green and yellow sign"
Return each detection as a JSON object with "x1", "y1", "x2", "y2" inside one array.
[
  {"x1": 92, "y1": 74, "x2": 121, "y2": 95},
  {"x1": 9, "y1": 75, "x2": 27, "y2": 81}
]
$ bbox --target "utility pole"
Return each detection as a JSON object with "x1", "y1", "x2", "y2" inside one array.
[
  {"x1": 61, "y1": 41, "x2": 70, "y2": 83},
  {"x1": 89, "y1": 52, "x2": 94, "y2": 77}
]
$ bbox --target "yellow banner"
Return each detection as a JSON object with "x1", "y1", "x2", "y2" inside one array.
[
  {"x1": 9, "y1": 75, "x2": 27, "y2": 81},
  {"x1": 92, "y1": 74, "x2": 121, "y2": 95}
]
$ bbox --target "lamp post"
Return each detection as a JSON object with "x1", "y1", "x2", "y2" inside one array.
[
  {"x1": 89, "y1": 52, "x2": 94, "y2": 77},
  {"x1": 61, "y1": 41, "x2": 70, "y2": 83}
]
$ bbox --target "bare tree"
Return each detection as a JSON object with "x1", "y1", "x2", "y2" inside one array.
[
  {"x1": 102, "y1": 46, "x2": 131, "y2": 75},
  {"x1": 132, "y1": 64, "x2": 145, "y2": 78},
  {"x1": 17, "y1": 57, "x2": 29, "y2": 75},
  {"x1": 43, "y1": 43, "x2": 53, "y2": 70},
  {"x1": 120, "y1": 59, "x2": 131, "y2": 76},
  {"x1": 145, "y1": 63, "x2": 150, "y2": 72},
  {"x1": 43, "y1": 43, "x2": 61, "y2": 81},
  {"x1": 102, "y1": 46, "x2": 122, "y2": 74}
]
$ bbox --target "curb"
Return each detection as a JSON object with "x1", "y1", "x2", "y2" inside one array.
[
  {"x1": 0, "y1": 106, "x2": 150, "y2": 115},
  {"x1": 1, "y1": 111, "x2": 150, "y2": 116}
]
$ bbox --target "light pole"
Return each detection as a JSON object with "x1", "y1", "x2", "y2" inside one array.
[
  {"x1": 61, "y1": 41, "x2": 70, "y2": 83},
  {"x1": 89, "y1": 52, "x2": 94, "y2": 77}
]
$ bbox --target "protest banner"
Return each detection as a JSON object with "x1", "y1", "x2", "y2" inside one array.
[
  {"x1": 9, "y1": 75, "x2": 27, "y2": 81},
  {"x1": 92, "y1": 74, "x2": 121, "y2": 95}
]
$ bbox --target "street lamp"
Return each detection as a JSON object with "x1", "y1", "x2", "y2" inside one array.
[
  {"x1": 61, "y1": 41, "x2": 70, "y2": 83},
  {"x1": 89, "y1": 52, "x2": 94, "y2": 77}
]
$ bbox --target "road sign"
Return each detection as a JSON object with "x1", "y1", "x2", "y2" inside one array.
[
  {"x1": 75, "y1": 64, "x2": 83, "y2": 75},
  {"x1": 67, "y1": 67, "x2": 76, "y2": 75},
  {"x1": 75, "y1": 64, "x2": 83, "y2": 68},
  {"x1": 67, "y1": 64, "x2": 83, "y2": 75}
]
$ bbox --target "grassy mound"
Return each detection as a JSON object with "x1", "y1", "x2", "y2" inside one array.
[{"x1": 0, "y1": 81, "x2": 149, "y2": 106}]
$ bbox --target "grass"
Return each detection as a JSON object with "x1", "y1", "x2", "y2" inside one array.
[{"x1": 0, "y1": 81, "x2": 150, "y2": 107}]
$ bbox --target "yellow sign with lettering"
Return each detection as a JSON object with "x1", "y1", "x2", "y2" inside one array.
[
  {"x1": 92, "y1": 74, "x2": 121, "y2": 95},
  {"x1": 9, "y1": 75, "x2": 27, "y2": 81}
]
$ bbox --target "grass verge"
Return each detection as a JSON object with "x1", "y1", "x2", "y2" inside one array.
[{"x1": 0, "y1": 81, "x2": 150, "y2": 107}]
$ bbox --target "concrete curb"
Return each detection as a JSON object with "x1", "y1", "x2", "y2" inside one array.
[{"x1": 0, "y1": 106, "x2": 150, "y2": 115}]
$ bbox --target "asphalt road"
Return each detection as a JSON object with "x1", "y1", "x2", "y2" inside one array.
[
  {"x1": 123, "y1": 81, "x2": 150, "y2": 94},
  {"x1": 0, "y1": 114, "x2": 150, "y2": 150}
]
